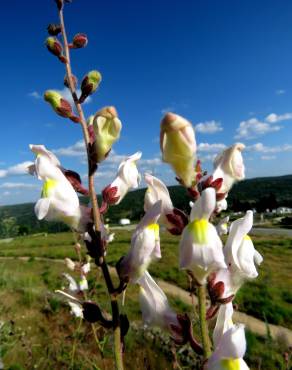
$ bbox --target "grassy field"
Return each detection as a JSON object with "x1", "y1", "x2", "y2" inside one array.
[{"x1": 0, "y1": 230, "x2": 291, "y2": 369}]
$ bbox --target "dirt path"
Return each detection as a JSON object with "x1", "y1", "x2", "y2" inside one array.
[{"x1": 1, "y1": 255, "x2": 291, "y2": 345}]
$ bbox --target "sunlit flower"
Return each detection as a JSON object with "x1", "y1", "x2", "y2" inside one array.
[
  {"x1": 137, "y1": 271, "x2": 179, "y2": 332},
  {"x1": 216, "y1": 216, "x2": 229, "y2": 236},
  {"x1": 212, "y1": 143, "x2": 245, "y2": 194},
  {"x1": 212, "y1": 303, "x2": 234, "y2": 348},
  {"x1": 68, "y1": 302, "x2": 84, "y2": 318},
  {"x1": 102, "y1": 152, "x2": 142, "y2": 205},
  {"x1": 65, "y1": 257, "x2": 76, "y2": 271},
  {"x1": 63, "y1": 273, "x2": 88, "y2": 292},
  {"x1": 206, "y1": 324, "x2": 249, "y2": 370},
  {"x1": 29, "y1": 144, "x2": 85, "y2": 231},
  {"x1": 179, "y1": 188, "x2": 226, "y2": 284},
  {"x1": 160, "y1": 113, "x2": 196, "y2": 187},
  {"x1": 214, "y1": 211, "x2": 263, "y2": 297},
  {"x1": 117, "y1": 201, "x2": 162, "y2": 283},
  {"x1": 88, "y1": 106, "x2": 121, "y2": 163}
]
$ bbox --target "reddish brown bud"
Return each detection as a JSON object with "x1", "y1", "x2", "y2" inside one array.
[
  {"x1": 46, "y1": 37, "x2": 63, "y2": 57},
  {"x1": 82, "y1": 302, "x2": 112, "y2": 328},
  {"x1": 71, "y1": 33, "x2": 88, "y2": 49},
  {"x1": 63, "y1": 169, "x2": 89, "y2": 195},
  {"x1": 64, "y1": 74, "x2": 78, "y2": 89},
  {"x1": 47, "y1": 23, "x2": 61, "y2": 36},
  {"x1": 55, "y1": 0, "x2": 63, "y2": 10},
  {"x1": 216, "y1": 192, "x2": 226, "y2": 201},
  {"x1": 188, "y1": 187, "x2": 200, "y2": 200}
]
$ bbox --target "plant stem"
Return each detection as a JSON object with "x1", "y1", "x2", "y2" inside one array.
[
  {"x1": 197, "y1": 285, "x2": 212, "y2": 360},
  {"x1": 58, "y1": 8, "x2": 124, "y2": 370},
  {"x1": 71, "y1": 317, "x2": 83, "y2": 369}
]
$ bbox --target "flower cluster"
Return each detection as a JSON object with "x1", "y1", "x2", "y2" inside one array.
[{"x1": 29, "y1": 2, "x2": 264, "y2": 368}]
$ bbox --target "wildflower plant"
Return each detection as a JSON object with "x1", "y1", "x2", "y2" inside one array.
[{"x1": 28, "y1": 0, "x2": 263, "y2": 368}]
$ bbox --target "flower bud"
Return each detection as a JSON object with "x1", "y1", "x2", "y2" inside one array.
[
  {"x1": 45, "y1": 37, "x2": 67, "y2": 63},
  {"x1": 79, "y1": 70, "x2": 102, "y2": 103},
  {"x1": 160, "y1": 113, "x2": 196, "y2": 187},
  {"x1": 64, "y1": 74, "x2": 78, "y2": 89},
  {"x1": 44, "y1": 90, "x2": 80, "y2": 123},
  {"x1": 71, "y1": 33, "x2": 88, "y2": 49},
  {"x1": 47, "y1": 23, "x2": 61, "y2": 36},
  {"x1": 88, "y1": 106, "x2": 121, "y2": 163}
]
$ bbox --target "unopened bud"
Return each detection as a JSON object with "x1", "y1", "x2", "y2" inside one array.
[
  {"x1": 79, "y1": 70, "x2": 102, "y2": 103},
  {"x1": 64, "y1": 74, "x2": 78, "y2": 89},
  {"x1": 55, "y1": 0, "x2": 63, "y2": 10},
  {"x1": 71, "y1": 33, "x2": 88, "y2": 49},
  {"x1": 47, "y1": 23, "x2": 61, "y2": 36},
  {"x1": 46, "y1": 37, "x2": 67, "y2": 63},
  {"x1": 44, "y1": 90, "x2": 80, "y2": 123},
  {"x1": 88, "y1": 106, "x2": 122, "y2": 163}
]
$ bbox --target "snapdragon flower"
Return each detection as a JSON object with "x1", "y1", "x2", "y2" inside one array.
[
  {"x1": 102, "y1": 151, "x2": 142, "y2": 205},
  {"x1": 207, "y1": 324, "x2": 249, "y2": 370},
  {"x1": 29, "y1": 144, "x2": 87, "y2": 231},
  {"x1": 160, "y1": 113, "x2": 196, "y2": 187},
  {"x1": 117, "y1": 201, "x2": 162, "y2": 283},
  {"x1": 179, "y1": 188, "x2": 227, "y2": 284},
  {"x1": 212, "y1": 143, "x2": 245, "y2": 194},
  {"x1": 213, "y1": 211, "x2": 263, "y2": 299},
  {"x1": 144, "y1": 173, "x2": 188, "y2": 234},
  {"x1": 137, "y1": 271, "x2": 179, "y2": 332}
]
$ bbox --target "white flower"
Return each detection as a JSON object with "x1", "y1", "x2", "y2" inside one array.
[
  {"x1": 214, "y1": 211, "x2": 263, "y2": 297},
  {"x1": 29, "y1": 144, "x2": 83, "y2": 230},
  {"x1": 63, "y1": 273, "x2": 79, "y2": 292},
  {"x1": 213, "y1": 303, "x2": 234, "y2": 348},
  {"x1": 79, "y1": 276, "x2": 88, "y2": 291},
  {"x1": 81, "y1": 262, "x2": 91, "y2": 275},
  {"x1": 207, "y1": 324, "x2": 249, "y2": 370},
  {"x1": 65, "y1": 258, "x2": 76, "y2": 271},
  {"x1": 63, "y1": 273, "x2": 88, "y2": 292},
  {"x1": 179, "y1": 188, "x2": 227, "y2": 284},
  {"x1": 68, "y1": 302, "x2": 84, "y2": 318},
  {"x1": 137, "y1": 271, "x2": 178, "y2": 332},
  {"x1": 160, "y1": 113, "x2": 196, "y2": 187},
  {"x1": 118, "y1": 201, "x2": 162, "y2": 283},
  {"x1": 104, "y1": 152, "x2": 142, "y2": 205},
  {"x1": 212, "y1": 143, "x2": 245, "y2": 194},
  {"x1": 216, "y1": 199, "x2": 228, "y2": 213},
  {"x1": 216, "y1": 216, "x2": 229, "y2": 236}
]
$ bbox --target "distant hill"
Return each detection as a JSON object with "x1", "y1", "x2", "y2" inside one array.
[{"x1": 0, "y1": 174, "x2": 292, "y2": 236}]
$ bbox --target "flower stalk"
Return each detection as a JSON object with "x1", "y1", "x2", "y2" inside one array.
[
  {"x1": 58, "y1": 7, "x2": 124, "y2": 370},
  {"x1": 197, "y1": 285, "x2": 212, "y2": 360}
]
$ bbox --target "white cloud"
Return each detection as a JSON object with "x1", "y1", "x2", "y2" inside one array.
[
  {"x1": 161, "y1": 106, "x2": 174, "y2": 114},
  {"x1": 247, "y1": 142, "x2": 292, "y2": 153},
  {"x1": 195, "y1": 120, "x2": 223, "y2": 134},
  {"x1": 197, "y1": 143, "x2": 226, "y2": 153},
  {"x1": 28, "y1": 91, "x2": 41, "y2": 99},
  {"x1": 275, "y1": 89, "x2": 286, "y2": 95},
  {"x1": 235, "y1": 118, "x2": 281, "y2": 139},
  {"x1": 261, "y1": 155, "x2": 276, "y2": 160},
  {"x1": 0, "y1": 182, "x2": 38, "y2": 189},
  {"x1": 54, "y1": 140, "x2": 86, "y2": 157},
  {"x1": 140, "y1": 158, "x2": 161, "y2": 166},
  {"x1": 0, "y1": 161, "x2": 33, "y2": 178},
  {"x1": 265, "y1": 112, "x2": 292, "y2": 123}
]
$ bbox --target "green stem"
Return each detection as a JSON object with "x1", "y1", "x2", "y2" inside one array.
[
  {"x1": 71, "y1": 317, "x2": 83, "y2": 369},
  {"x1": 197, "y1": 285, "x2": 212, "y2": 360}
]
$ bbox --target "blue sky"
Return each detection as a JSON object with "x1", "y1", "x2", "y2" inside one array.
[{"x1": 1, "y1": 0, "x2": 292, "y2": 205}]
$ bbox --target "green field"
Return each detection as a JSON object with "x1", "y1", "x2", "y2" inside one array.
[{"x1": 0, "y1": 230, "x2": 291, "y2": 369}]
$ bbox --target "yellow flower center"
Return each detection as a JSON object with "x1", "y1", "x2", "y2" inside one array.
[
  {"x1": 147, "y1": 223, "x2": 160, "y2": 240},
  {"x1": 220, "y1": 358, "x2": 240, "y2": 370},
  {"x1": 187, "y1": 219, "x2": 209, "y2": 244},
  {"x1": 41, "y1": 179, "x2": 58, "y2": 198},
  {"x1": 243, "y1": 235, "x2": 251, "y2": 241}
]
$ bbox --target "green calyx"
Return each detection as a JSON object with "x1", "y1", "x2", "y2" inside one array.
[
  {"x1": 44, "y1": 90, "x2": 62, "y2": 110},
  {"x1": 87, "y1": 70, "x2": 102, "y2": 90}
]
